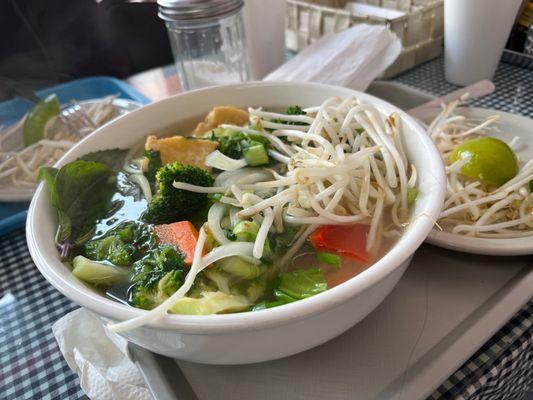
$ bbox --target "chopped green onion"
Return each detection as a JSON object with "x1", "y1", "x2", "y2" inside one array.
[
  {"x1": 317, "y1": 251, "x2": 341, "y2": 267},
  {"x1": 243, "y1": 142, "x2": 269, "y2": 166},
  {"x1": 529, "y1": 180, "x2": 533, "y2": 192}
]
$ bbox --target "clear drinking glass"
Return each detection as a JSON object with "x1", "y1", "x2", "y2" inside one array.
[{"x1": 158, "y1": 0, "x2": 250, "y2": 91}]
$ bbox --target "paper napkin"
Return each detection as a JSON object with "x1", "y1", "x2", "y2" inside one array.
[
  {"x1": 53, "y1": 309, "x2": 151, "y2": 400},
  {"x1": 264, "y1": 24, "x2": 402, "y2": 91}
]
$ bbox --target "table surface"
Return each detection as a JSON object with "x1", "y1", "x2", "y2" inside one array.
[{"x1": 1, "y1": 56, "x2": 532, "y2": 400}]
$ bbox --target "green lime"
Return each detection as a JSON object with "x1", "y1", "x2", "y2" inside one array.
[
  {"x1": 23, "y1": 94, "x2": 61, "y2": 146},
  {"x1": 450, "y1": 137, "x2": 518, "y2": 187}
]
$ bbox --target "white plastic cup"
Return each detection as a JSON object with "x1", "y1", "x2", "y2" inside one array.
[
  {"x1": 242, "y1": 0, "x2": 286, "y2": 80},
  {"x1": 444, "y1": 0, "x2": 522, "y2": 86}
]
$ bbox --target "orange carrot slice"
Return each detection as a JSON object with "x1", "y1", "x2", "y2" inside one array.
[{"x1": 153, "y1": 221, "x2": 199, "y2": 265}]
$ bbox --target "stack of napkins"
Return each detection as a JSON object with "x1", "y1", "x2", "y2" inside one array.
[
  {"x1": 265, "y1": 23, "x2": 401, "y2": 91},
  {"x1": 53, "y1": 23, "x2": 401, "y2": 400}
]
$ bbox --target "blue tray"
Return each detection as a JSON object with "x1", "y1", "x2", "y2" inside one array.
[{"x1": 0, "y1": 76, "x2": 151, "y2": 236}]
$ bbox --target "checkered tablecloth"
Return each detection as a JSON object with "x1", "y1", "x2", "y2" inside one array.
[{"x1": 0, "y1": 57, "x2": 532, "y2": 400}]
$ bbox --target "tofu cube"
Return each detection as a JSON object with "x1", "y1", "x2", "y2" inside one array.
[{"x1": 145, "y1": 135, "x2": 218, "y2": 170}]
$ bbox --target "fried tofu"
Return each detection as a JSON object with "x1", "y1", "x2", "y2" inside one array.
[
  {"x1": 145, "y1": 135, "x2": 218, "y2": 170},
  {"x1": 194, "y1": 106, "x2": 249, "y2": 136}
]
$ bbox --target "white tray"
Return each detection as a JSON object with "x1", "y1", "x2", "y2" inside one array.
[{"x1": 132, "y1": 82, "x2": 533, "y2": 400}]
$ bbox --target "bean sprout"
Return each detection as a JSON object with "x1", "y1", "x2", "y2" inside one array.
[
  {"x1": 427, "y1": 99, "x2": 533, "y2": 238},
  {"x1": 178, "y1": 97, "x2": 414, "y2": 266}
]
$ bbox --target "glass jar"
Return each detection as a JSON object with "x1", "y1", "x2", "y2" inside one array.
[{"x1": 158, "y1": 0, "x2": 250, "y2": 91}]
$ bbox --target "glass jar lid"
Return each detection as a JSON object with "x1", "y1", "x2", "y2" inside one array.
[{"x1": 158, "y1": 0, "x2": 244, "y2": 21}]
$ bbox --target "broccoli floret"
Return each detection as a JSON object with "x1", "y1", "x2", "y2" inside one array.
[
  {"x1": 218, "y1": 133, "x2": 246, "y2": 159},
  {"x1": 216, "y1": 132, "x2": 269, "y2": 160},
  {"x1": 83, "y1": 236, "x2": 134, "y2": 266},
  {"x1": 286, "y1": 105, "x2": 305, "y2": 115},
  {"x1": 82, "y1": 221, "x2": 153, "y2": 266},
  {"x1": 143, "y1": 162, "x2": 214, "y2": 224},
  {"x1": 143, "y1": 149, "x2": 162, "y2": 187},
  {"x1": 129, "y1": 245, "x2": 186, "y2": 309},
  {"x1": 131, "y1": 270, "x2": 183, "y2": 310},
  {"x1": 270, "y1": 106, "x2": 308, "y2": 130}
]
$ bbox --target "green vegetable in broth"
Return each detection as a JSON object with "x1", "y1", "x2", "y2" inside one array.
[
  {"x1": 270, "y1": 105, "x2": 308, "y2": 128},
  {"x1": 251, "y1": 267, "x2": 328, "y2": 311},
  {"x1": 143, "y1": 149, "x2": 162, "y2": 187},
  {"x1": 72, "y1": 255, "x2": 129, "y2": 286},
  {"x1": 169, "y1": 291, "x2": 251, "y2": 315},
  {"x1": 129, "y1": 245, "x2": 186, "y2": 310},
  {"x1": 243, "y1": 142, "x2": 269, "y2": 166},
  {"x1": 82, "y1": 221, "x2": 153, "y2": 267},
  {"x1": 216, "y1": 132, "x2": 270, "y2": 166},
  {"x1": 83, "y1": 236, "x2": 134, "y2": 266},
  {"x1": 143, "y1": 162, "x2": 214, "y2": 224},
  {"x1": 317, "y1": 251, "x2": 341, "y2": 267},
  {"x1": 232, "y1": 220, "x2": 259, "y2": 242},
  {"x1": 278, "y1": 268, "x2": 328, "y2": 299}
]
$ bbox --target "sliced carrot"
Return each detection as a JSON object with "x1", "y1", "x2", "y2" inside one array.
[
  {"x1": 309, "y1": 224, "x2": 370, "y2": 262},
  {"x1": 153, "y1": 221, "x2": 199, "y2": 265}
]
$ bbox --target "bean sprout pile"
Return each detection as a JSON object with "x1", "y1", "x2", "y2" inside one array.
[
  {"x1": 110, "y1": 97, "x2": 418, "y2": 332},
  {"x1": 428, "y1": 99, "x2": 533, "y2": 238},
  {"x1": 0, "y1": 96, "x2": 117, "y2": 191}
]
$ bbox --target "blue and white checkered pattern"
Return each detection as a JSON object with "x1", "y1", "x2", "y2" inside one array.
[
  {"x1": 0, "y1": 232, "x2": 84, "y2": 400},
  {"x1": 394, "y1": 57, "x2": 533, "y2": 117},
  {"x1": 430, "y1": 303, "x2": 532, "y2": 400},
  {"x1": 1, "y1": 57, "x2": 532, "y2": 400}
]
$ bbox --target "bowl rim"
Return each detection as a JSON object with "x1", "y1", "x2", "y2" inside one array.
[{"x1": 26, "y1": 81, "x2": 446, "y2": 334}]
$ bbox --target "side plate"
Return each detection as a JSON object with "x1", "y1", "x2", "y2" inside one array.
[
  {"x1": 417, "y1": 107, "x2": 533, "y2": 256},
  {"x1": 0, "y1": 77, "x2": 150, "y2": 236}
]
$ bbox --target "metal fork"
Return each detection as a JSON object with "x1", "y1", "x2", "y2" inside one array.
[{"x1": 60, "y1": 103, "x2": 97, "y2": 136}]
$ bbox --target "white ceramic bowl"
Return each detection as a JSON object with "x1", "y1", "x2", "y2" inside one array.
[{"x1": 26, "y1": 82, "x2": 446, "y2": 364}]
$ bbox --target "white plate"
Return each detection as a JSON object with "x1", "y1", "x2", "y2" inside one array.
[
  {"x1": 0, "y1": 98, "x2": 141, "y2": 202},
  {"x1": 416, "y1": 107, "x2": 533, "y2": 256}
]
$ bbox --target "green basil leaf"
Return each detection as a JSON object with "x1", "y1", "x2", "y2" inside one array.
[
  {"x1": 79, "y1": 149, "x2": 128, "y2": 171},
  {"x1": 55, "y1": 209, "x2": 72, "y2": 244}
]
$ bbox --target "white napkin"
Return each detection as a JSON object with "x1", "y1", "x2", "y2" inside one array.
[
  {"x1": 52, "y1": 308, "x2": 151, "y2": 400},
  {"x1": 265, "y1": 24, "x2": 402, "y2": 91}
]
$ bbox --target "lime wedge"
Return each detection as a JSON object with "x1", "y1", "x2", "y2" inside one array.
[
  {"x1": 450, "y1": 137, "x2": 518, "y2": 187},
  {"x1": 23, "y1": 94, "x2": 61, "y2": 146}
]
